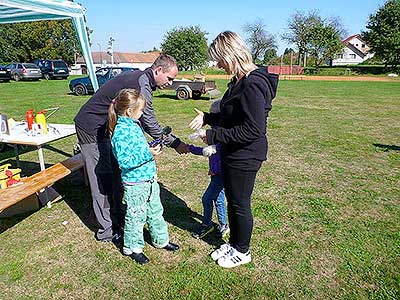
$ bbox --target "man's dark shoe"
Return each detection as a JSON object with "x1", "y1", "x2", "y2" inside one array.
[
  {"x1": 130, "y1": 252, "x2": 150, "y2": 265},
  {"x1": 112, "y1": 233, "x2": 123, "y2": 248},
  {"x1": 97, "y1": 233, "x2": 122, "y2": 248},
  {"x1": 163, "y1": 242, "x2": 180, "y2": 252}
]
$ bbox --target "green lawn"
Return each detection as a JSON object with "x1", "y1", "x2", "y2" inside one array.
[{"x1": 0, "y1": 78, "x2": 399, "y2": 300}]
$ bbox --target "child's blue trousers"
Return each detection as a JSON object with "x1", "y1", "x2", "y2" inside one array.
[{"x1": 202, "y1": 174, "x2": 227, "y2": 226}]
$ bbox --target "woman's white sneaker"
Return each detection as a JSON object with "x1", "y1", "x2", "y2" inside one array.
[
  {"x1": 217, "y1": 247, "x2": 251, "y2": 268},
  {"x1": 211, "y1": 243, "x2": 232, "y2": 261}
]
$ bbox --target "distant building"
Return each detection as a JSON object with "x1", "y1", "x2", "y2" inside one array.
[
  {"x1": 331, "y1": 34, "x2": 374, "y2": 66},
  {"x1": 73, "y1": 51, "x2": 160, "y2": 73}
]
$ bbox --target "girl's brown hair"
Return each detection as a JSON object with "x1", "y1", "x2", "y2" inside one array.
[{"x1": 108, "y1": 88, "x2": 146, "y2": 136}]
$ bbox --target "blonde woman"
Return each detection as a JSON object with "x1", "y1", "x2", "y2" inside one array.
[{"x1": 190, "y1": 31, "x2": 279, "y2": 268}]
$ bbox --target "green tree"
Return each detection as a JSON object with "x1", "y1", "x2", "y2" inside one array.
[
  {"x1": 0, "y1": 19, "x2": 81, "y2": 65},
  {"x1": 161, "y1": 26, "x2": 208, "y2": 70},
  {"x1": 262, "y1": 48, "x2": 278, "y2": 65},
  {"x1": 283, "y1": 11, "x2": 345, "y2": 67},
  {"x1": 282, "y1": 11, "x2": 320, "y2": 66},
  {"x1": 243, "y1": 19, "x2": 276, "y2": 64},
  {"x1": 362, "y1": 0, "x2": 400, "y2": 68},
  {"x1": 308, "y1": 20, "x2": 344, "y2": 67}
]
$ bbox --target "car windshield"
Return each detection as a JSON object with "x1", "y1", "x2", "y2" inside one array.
[
  {"x1": 96, "y1": 69, "x2": 110, "y2": 77},
  {"x1": 24, "y1": 63, "x2": 39, "y2": 69},
  {"x1": 54, "y1": 61, "x2": 67, "y2": 68}
]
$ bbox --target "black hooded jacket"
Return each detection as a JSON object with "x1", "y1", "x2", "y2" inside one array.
[{"x1": 204, "y1": 67, "x2": 278, "y2": 162}]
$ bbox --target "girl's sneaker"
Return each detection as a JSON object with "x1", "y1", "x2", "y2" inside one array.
[
  {"x1": 192, "y1": 224, "x2": 214, "y2": 239},
  {"x1": 211, "y1": 243, "x2": 232, "y2": 261},
  {"x1": 217, "y1": 247, "x2": 251, "y2": 268},
  {"x1": 216, "y1": 224, "x2": 230, "y2": 238}
]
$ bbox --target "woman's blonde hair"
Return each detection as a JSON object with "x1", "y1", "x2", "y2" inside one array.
[
  {"x1": 208, "y1": 31, "x2": 257, "y2": 78},
  {"x1": 108, "y1": 89, "x2": 146, "y2": 136}
]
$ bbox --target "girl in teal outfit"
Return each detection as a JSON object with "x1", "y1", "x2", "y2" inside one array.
[{"x1": 108, "y1": 89, "x2": 179, "y2": 265}]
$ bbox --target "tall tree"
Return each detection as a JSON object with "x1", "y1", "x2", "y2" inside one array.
[
  {"x1": 243, "y1": 19, "x2": 276, "y2": 63},
  {"x1": 308, "y1": 20, "x2": 344, "y2": 67},
  {"x1": 0, "y1": 19, "x2": 81, "y2": 65},
  {"x1": 282, "y1": 11, "x2": 321, "y2": 66},
  {"x1": 283, "y1": 11, "x2": 346, "y2": 67},
  {"x1": 262, "y1": 48, "x2": 278, "y2": 65},
  {"x1": 362, "y1": 0, "x2": 400, "y2": 68},
  {"x1": 161, "y1": 26, "x2": 208, "y2": 70}
]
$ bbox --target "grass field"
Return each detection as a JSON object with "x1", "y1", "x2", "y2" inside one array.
[{"x1": 0, "y1": 77, "x2": 399, "y2": 300}]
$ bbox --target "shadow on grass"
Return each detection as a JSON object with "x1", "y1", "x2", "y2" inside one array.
[
  {"x1": 373, "y1": 143, "x2": 400, "y2": 151},
  {"x1": 59, "y1": 171, "x2": 98, "y2": 235},
  {"x1": 1, "y1": 172, "x2": 224, "y2": 248},
  {"x1": 158, "y1": 183, "x2": 225, "y2": 248},
  {"x1": 0, "y1": 211, "x2": 36, "y2": 234}
]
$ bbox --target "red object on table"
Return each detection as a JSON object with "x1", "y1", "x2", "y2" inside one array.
[{"x1": 26, "y1": 109, "x2": 34, "y2": 130}]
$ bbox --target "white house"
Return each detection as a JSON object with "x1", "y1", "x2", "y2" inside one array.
[
  {"x1": 72, "y1": 51, "x2": 160, "y2": 74},
  {"x1": 331, "y1": 34, "x2": 374, "y2": 66}
]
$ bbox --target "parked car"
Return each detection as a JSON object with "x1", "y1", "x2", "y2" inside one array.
[
  {"x1": 6, "y1": 63, "x2": 42, "y2": 81},
  {"x1": 34, "y1": 59, "x2": 69, "y2": 80},
  {"x1": 0, "y1": 64, "x2": 11, "y2": 82},
  {"x1": 69, "y1": 67, "x2": 138, "y2": 96}
]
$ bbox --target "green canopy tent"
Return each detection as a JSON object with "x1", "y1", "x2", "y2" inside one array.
[{"x1": 0, "y1": 0, "x2": 98, "y2": 91}]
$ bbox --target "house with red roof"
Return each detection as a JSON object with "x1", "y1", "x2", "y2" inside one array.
[{"x1": 331, "y1": 34, "x2": 374, "y2": 66}]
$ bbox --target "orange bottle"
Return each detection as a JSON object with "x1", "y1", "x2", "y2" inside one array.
[{"x1": 26, "y1": 109, "x2": 34, "y2": 130}]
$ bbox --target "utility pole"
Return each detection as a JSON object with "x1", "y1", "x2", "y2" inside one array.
[{"x1": 107, "y1": 36, "x2": 115, "y2": 66}]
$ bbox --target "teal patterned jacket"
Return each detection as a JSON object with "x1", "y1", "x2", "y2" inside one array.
[{"x1": 111, "y1": 116, "x2": 156, "y2": 183}]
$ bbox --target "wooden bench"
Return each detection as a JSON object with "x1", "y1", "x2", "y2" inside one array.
[{"x1": 0, "y1": 153, "x2": 84, "y2": 213}]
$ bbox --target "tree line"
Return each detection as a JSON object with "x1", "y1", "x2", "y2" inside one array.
[{"x1": 0, "y1": 0, "x2": 399, "y2": 70}]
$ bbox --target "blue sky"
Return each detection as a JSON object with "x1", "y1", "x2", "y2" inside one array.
[{"x1": 79, "y1": 0, "x2": 385, "y2": 55}]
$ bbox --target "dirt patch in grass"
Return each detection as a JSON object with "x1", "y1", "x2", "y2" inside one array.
[{"x1": 205, "y1": 74, "x2": 399, "y2": 82}]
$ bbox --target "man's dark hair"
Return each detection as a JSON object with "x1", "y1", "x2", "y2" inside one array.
[{"x1": 151, "y1": 54, "x2": 177, "y2": 72}]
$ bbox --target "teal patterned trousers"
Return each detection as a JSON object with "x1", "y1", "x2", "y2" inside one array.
[{"x1": 123, "y1": 179, "x2": 169, "y2": 253}]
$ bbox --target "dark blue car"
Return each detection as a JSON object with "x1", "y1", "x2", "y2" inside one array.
[{"x1": 69, "y1": 67, "x2": 138, "y2": 96}]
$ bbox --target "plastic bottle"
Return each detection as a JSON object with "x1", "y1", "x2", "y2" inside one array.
[
  {"x1": 26, "y1": 109, "x2": 34, "y2": 130},
  {"x1": 35, "y1": 110, "x2": 47, "y2": 134}
]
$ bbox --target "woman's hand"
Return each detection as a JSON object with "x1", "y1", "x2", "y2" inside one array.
[
  {"x1": 189, "y1": 108, "x2": 204, "y2": 131},
  {"x1": 149, "y1": 144, "x2": 162, "y2": 156}
]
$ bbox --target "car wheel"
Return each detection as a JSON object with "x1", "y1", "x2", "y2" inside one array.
[
  {"x1": 176, "y1": 87, "x2": 190, "y2": 100},
  {"x1": 44, "y1": 73, "x2": 50, "y2": 80},
  {"x1": 14, "y1": 74, "x2": 21, "y2": 81},
  {"x1": 74, "y1": 84, "x2": 87, "y2": 96}
]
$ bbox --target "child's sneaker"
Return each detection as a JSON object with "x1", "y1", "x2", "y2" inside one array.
[
  {"x1": 216, "y1": 224, "x2": 230, "y2": 238},
  {"x1": 192, "y1": 224, "x2": 214, "y2": 239},
  {"x1": 211, "y1": 243, "x2": 232, "y2": 261},
  {"x1": 217, "y1": 247, "x2": 251, "y2": 268}
]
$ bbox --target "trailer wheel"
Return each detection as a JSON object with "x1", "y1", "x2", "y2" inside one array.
[
  {"x1": 192, "y1": 90, "x2": 202, "y2": 99},
  {"x1": 176, "y1": 87, "x2": 190, "y2": 100}
]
